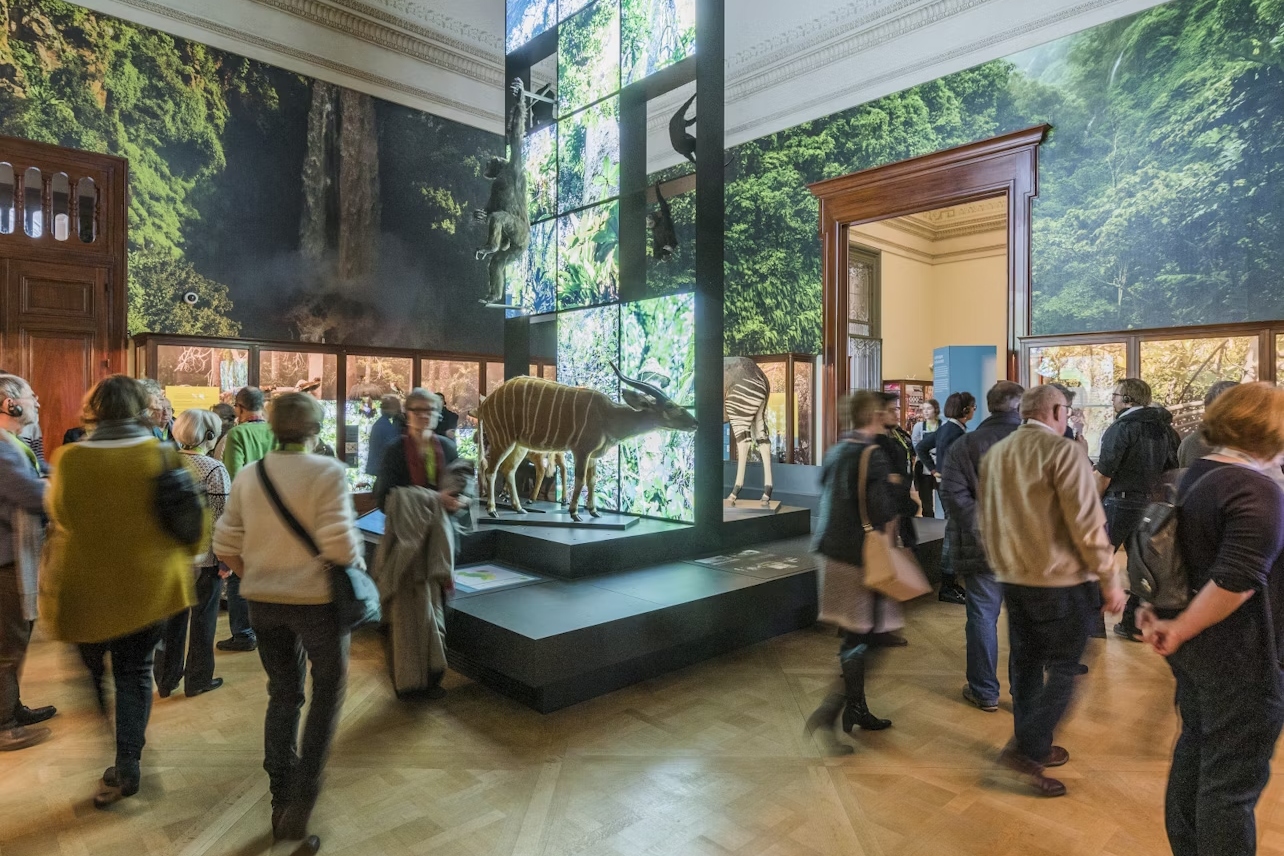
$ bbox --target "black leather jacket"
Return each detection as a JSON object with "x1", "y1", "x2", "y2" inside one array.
[
  {"x1": 1097, "y1": 406, "x2": 1180, "y2": 496},
  {"x1": 938, "y1": 411, "x2": 1022, "y2": 577}
]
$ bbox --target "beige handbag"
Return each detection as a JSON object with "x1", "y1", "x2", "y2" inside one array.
[{"x1": 857, "y1": 444, "x2": 931, "y2": 601}]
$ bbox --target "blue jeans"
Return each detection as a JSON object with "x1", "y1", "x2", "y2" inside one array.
[
  {"x1": 964, "y1": 573, "x2": 1005, "y2": 705},
  {"x1": 1003, "y1": 582, "x2": 1095, "y2": 761},
  {"x1": 224, "y1": 573, "x2": 255, "y2": 641}
]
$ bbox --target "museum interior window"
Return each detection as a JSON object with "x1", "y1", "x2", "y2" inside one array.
[
  {"x1": 1022, "y1": 322, "x2": 1280, "y2": 453},
  {"x1": 134, "y1": 334, "x2": 551, "y2": 493}
]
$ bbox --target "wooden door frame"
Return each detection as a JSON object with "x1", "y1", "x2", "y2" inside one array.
[{"x1": 808, "y1": 124, "x2": 1049, "y2": 448}]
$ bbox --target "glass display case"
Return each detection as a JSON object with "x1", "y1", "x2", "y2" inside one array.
[
  {"x1": 1026, "y1": 342, "x2": 1126, "y2": 457},
  {"x1": 154, "y1": 343, "x2": 249, "y2": 414},
  {"x1": 727, "y1": 353, "x2": 818, "y2": 466},
  {"x1": 134, "y1": 334, "x2": 506, "y2": 494},
  {"x1": 881, "y1": 379, "x2": 934, "y2": 432},
  {"x1": 1023, "y1": 321, "x2": 1283, "y2": 455}
]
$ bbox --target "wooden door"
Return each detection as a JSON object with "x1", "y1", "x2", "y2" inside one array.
[
  {"x1": 7, "y1": 259, "x2": 110, "y2": 457},
  {"x1": 0, "y1": 136, "x2": 128, "y2": 459}
]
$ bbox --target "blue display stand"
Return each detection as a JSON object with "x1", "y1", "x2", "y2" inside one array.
[{"x1": 932, "y1": 346, "x2": 997, "y2": 424}]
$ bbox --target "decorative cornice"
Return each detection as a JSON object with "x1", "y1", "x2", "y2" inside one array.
[
  {"x1": 102, "y1": 0, "x2": 503, "y2": 125},
  {"x1": 366, "y1": 0, "x2": 502, "y2": 50},
  {"x1": 849, "y1": 227, "x2": 1006, "y2": 265},
  {"x1": 248, "y1": 0, "x2": 503, "y2": 86},
  {"x1": 724, "y1": 0, "x2": 1133, "y2": 140},
  {"x1": 884, "y1": 212, "x2": 1007, "y2": 241}
]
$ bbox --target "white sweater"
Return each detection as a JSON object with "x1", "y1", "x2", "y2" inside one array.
[{"x1": 213, "y1": 452, "x2": 364, "y2": 605}]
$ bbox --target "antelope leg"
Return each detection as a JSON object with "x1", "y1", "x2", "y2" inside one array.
[
  {"x1": 506, "y1": 447, "x2": 526, "y2": 513},
  {"x1": 568, "y1": 456, "x2": 587, "y2": 522},
  {"x1": 586, "y1": 460, "x2": 601, "y2": 519},
  {"x1": 487, "y1": 441, "x2": 515, "y2": 517},
  {"x1": 728, "y1": 437, "x2": 750, "y2": 505}
]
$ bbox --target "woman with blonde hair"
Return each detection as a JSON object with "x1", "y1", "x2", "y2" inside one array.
[
  {"x1": 805, "y1": 390, "x2": 919, "y2": 754},
  {"x1": 41, "y1": 375, "x2": 202, "y2": 806},
  {"x1": 153, "y1": 407, "x2": 230, "y2": 699},
  {"x1": 1140, "y1": 382, "x2": 1284, "y2": 856},
  {"x1": 214, "y1": 392, "x2": 362, "y2": 854}
]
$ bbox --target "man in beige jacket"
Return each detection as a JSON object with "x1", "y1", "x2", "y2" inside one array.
[{"x1": 978, "y1": 384, "x2": 1125, "y2": 797}]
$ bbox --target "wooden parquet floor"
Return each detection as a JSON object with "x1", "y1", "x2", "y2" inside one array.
[{"x1": 4, "y1": 593, "x2": 1284, "y2": 856}]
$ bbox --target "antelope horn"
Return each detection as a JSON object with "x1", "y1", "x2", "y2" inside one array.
[{"x1": 611, "y1": 362, "x2": 667, "y2": 403}]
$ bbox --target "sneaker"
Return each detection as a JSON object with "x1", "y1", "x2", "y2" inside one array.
[
  {"x1": 216, "y1": 636, "x2": 258, "y2": 652},
  {"x1": 962, "y1": 686, "x2": 998, "y2": 712}
]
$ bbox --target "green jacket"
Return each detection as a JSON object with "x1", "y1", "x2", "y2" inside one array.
[{"x1": 224, "y1": 420, "x2": 276, "y2": 480}]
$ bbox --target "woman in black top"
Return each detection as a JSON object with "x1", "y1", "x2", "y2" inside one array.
[
  {"x1": 806, "y1": 390, "x2": 919, "y2": 755},
  {"x1": 1140, "y1": 382, "x2": 1284, "y2": 856},
  {"x1": 915, "y1": 391, "x2": 976, "y2": 604}
]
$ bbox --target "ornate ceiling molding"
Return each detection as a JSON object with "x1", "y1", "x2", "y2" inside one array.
[
  {"x1": 97, "y1": 0, "x2": 503, "y2": 126},
  {"x1": 247, "y1": 0, "x2": 503, "y2": 85},
  {"x1": 355, "y1": 0, "x2": 502, "y2": 50}
]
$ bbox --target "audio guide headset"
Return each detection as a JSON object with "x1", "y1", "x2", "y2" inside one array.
[{"x1": 4, "y1": 399, "x2": 22, "y2": 418}]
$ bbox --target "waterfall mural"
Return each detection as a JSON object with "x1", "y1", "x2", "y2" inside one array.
[{"x1": 0, "y1": 0, "x2": 501, "y2": 351}]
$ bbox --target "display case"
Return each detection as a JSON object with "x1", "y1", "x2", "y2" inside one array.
[
  {"x1": 134, "y1": 334, "x2": 552, "y2": 492},
  {"x1": 1022, "y1": 320, "x2": 1279, "y2": 453},
  {"x1": 726, "y1": 353, "x2": 818, "y2": 465},
  {"x1": 882, "y1": 378, "x2": 934, "y2": 431}
]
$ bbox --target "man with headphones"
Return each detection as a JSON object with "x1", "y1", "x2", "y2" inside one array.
[
  {"x1": 1096, "y1": 377, "x2": 1180, "y2": 641},
  {"x1": 0, "y1": 372, "x2": 56, "y2": 750}
]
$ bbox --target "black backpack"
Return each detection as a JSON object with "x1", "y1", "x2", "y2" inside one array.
[{"x1": 1126, "y1": 469, "x2": 1218, "y2": 611}]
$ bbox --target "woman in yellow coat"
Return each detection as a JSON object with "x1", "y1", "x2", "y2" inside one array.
[{"x1": 40, "y1": 375, "x2": 200, "y2": 807}]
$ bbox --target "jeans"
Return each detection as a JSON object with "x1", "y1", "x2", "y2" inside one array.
[
  {"x1": 1104, "y1": 494, "x2": 1150, "y2": 632},
  {"x1": 1166, "y1": 652, "x2": 1284, "y2": 855},
  {"x1": 155, "y1": 566, "x2": 222, "y2": 691},
  {"x1": 78, "y1": 623, "x2": 165, "y2": 765},
  {"x1": 0, "y1": 564, "x2": 33, "y2": 728},
  {"x1": 224, "y1": 572, "x2": 255, "y2": 641},
  {"x1": 1002, "y1": 582, "x2": 1095, "y2": 762},
  {"x1": 964, "y1": 573, "x2": 1006, "y2": 706},
  {"x1": 250, "y1": 600, "x2": 349, "y2": 813}
]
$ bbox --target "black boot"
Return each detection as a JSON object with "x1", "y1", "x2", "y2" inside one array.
[
  {"x1": 840, "y1": 644, "x2": 891, "y2": 733},
  {"x1": 803, "y1": 691, "x2": 854, "y2": 755}
]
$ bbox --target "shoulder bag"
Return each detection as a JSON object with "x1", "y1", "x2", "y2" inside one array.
[
  {"x1": 857, "y1": 444, "x2": 931, "y2": 601},
  {"x1": 155, "y1": 443, "x2": 206, "y2": 546},
  {"x1": 257, "y1": 460, "x2": 381, "y2": 630}
]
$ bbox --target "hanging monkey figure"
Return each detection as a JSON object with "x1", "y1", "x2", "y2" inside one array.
[
  {"x1": 474, "y1": 78, "x2": 530, "y2": 305},
  {"x1": 669, "y1": 93, "x2": 697, "y2": 164},
  {"x1": 648, "y1": 183, "x2": 678, "y2": 261}
]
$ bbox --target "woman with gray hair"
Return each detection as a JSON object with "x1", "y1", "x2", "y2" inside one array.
[
  {"x1": 153, "y1": 408, "x2": 229, "y2": 699},
  {"x1": 373, "y1": 388, "x2": 460, "y2": 511},
  {"x1": 214, "y1": 392, "x2": 362, "y2": 853}
]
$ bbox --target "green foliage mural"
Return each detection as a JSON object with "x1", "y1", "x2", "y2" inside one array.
[
  {"x1": 558, "y1": 0, "x2": 619, "y2": 116},
  {"x1": 723, "y1": 0, "x2": 1284, "y2": 354},
  {"x1": 0, "y1": 0, "x2": 501, "y2": 350},
  {"x1": 557, "y1": 200, "x2": 620, "y2": 308}
]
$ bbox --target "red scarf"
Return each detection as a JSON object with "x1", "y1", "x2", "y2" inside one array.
[{"x1": 404, "y1": 433, "x2": 446, "y2": 489}]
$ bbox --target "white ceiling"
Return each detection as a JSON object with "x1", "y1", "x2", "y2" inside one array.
[{"x1": 78, "y1": 0, "x2": 1171, "y2": 168}]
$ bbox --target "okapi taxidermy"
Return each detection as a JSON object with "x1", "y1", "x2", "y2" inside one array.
[
  {"x1": 478, "y1": 366, "x2": 698, "y2": 521},
  {"x1": 723, "y1": 356, "x2": 773, "y2": 506}
]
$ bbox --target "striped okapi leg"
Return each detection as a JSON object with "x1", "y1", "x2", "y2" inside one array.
[
  {"x1": 728, "y1": 436, "x2": 751, "y2": 505},
  {"x1": 757, "y1": 440, "x2": 774, "y2": 506}
]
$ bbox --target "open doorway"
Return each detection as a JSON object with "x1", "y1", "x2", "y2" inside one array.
[
  {"x1": 809, "y1": 125, "x2": 1048, "y2": 447},
  {"x1": 848, "y1": 196, "x2": 1009, "y2": 417}
]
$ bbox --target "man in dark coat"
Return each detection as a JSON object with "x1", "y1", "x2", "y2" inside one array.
[
  {"x1": 939, "y1": 380, "x2": 1024, "y2": 712},
  {"x1": 1095, "y1": 378, "x2": 1180, "y2": 641}
]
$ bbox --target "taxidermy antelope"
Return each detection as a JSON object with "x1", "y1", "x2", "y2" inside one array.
[
  {"x1": 724, "y1": 357, "x2": 773, "y2": 506},
  {"x1": 478, "y1": 366, "x2": 698, "y2": 521}
]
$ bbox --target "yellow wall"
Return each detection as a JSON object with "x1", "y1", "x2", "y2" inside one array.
[{"x1": 849, "y1": 217, "x2": 1007, "y2": 380}]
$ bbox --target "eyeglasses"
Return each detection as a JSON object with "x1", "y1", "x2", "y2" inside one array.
[{"x1": 406, "y1": 407, "x2": 438, "y2": 416}]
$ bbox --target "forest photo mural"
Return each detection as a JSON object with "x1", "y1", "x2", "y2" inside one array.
[
  {"x1": 722, "y1": 0, "x2": 1284, "y2": 355},
  {"x1": 0, "y1": 0, "x2": 503, "y2": 352}
]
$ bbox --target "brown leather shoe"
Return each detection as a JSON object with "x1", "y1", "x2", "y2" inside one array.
[
  {"x1": 1043, "y1": 746, "x2": 1069, "y2": 767},
  {"x1": 998, "y1": 745, "x2": 1067, "y2": 797},
  {"x1": 0, "y1": 725, "x2": 50, "y2": 751}
]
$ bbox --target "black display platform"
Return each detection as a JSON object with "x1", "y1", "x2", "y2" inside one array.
[
  {"x1": 480, "y1": 504, "x2": 640, "y2": 530},
  {"x1": 446, "y1": 537, "x2": 818, "y2": 712},
  {"x1": 487, "y1": 504, "x2": 810, "y2": 579}
]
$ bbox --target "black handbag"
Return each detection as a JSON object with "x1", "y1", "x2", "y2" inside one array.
[
  {"x1": 155, "y1": 444, "x2": 206, "y2": 545},
  {"x1": 256, "y1": 460, "x2": 381, "y2": 631}
]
